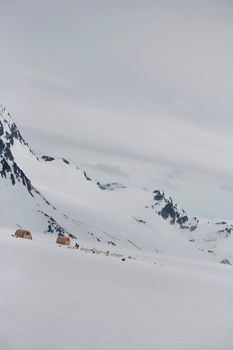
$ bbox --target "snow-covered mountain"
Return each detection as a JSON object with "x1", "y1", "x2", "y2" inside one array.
[{"x1": 1, "y1": 105, "x2": 233, "y2": 262}]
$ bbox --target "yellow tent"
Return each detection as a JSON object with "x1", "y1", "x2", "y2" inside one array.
[
  {"x1": 15, "y1": 229, "x2": 32, "y2": 240},
  {"x1": 56, "y1": 236, "x2": 70, "y2": 246}
]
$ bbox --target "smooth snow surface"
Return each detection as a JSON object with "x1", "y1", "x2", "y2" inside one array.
[{"x1": 1, "y1": 231, "x2": 233, "y2": 350}]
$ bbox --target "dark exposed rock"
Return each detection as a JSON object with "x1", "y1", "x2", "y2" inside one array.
[
  {"x1": 62, "y1": 158, "x2": 70, "y2": 165},
  {"x1": 135, "y1": 218, "x2": 146, "y2": 224},
  {"x1": 38, "y1": 210, "x2": 76, "y2": 238},
  {"x1": 2, "y1": 112, "x2": 31, "y2": 151},
  {"x1": 127, "y1": 239, "x2": 141, "y2": 250},
  {"x1": 177, "y1": 216, "x2": 188, "y2": 225},
  {"x1": 10, "y1": 173, "x2": 15, "y2": 185},
  {"x1": 97, "y1": 181, "x2": 126, "y2": 191},
  {"x1": 152, "y1": 189, "x2": 205, "y2": 232},
  {"x1": 0, "y1": 121, "x2": 3, "y2": 136},
  {"x1": 153, "y1": 190, "x2": 164, "y2": 201},
  {"x1": 221, "y1": 258, "x2": 232, "y2": 265},
  {"x1": 4, "y1": 145, "x2": 14, "y2": 161},
  {"x1": 0, "y1": 139, "x2": 4, "y2": 153},
  {"x1": 33, "y1": 187, "x2": 56, "y2": 209},
  {"x1": 0, "y1": 109, "x2": 36, "y2": 195},
  {"x1": 42, "y1": 155, "x2": 55, "y2": 162},
  {"x1": 12, "y1": 162, "x2": 33, "y2": 195},
  {"x1": 0, "y1": 158, "x2": 11, "y2": 178},
  {"x1": 84, "y1": 171, "x2": 92, "y2": 181},
  {"x1": 9, "y1": 122, "x2": 24, "y2": 144},
  {"x1": 108, "y1": 241, "x2": 116, "y2": 246},
  {"x1": 97, "y1": 182, "x2": 106, "y2": 190},
  {"x1": 159, "y1": 203, "x2": 176, "y2": 220},
  {"x1": 68, "y1": 233, "x2": 77, "y2": 239},
  {"x1": 218, "y1": 227, "x2": 232, "y2": 238}
]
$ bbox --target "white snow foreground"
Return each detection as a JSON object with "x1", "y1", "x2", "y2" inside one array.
[{"x1": 1, "y1": 231, "x2": 233, "y2": 350}]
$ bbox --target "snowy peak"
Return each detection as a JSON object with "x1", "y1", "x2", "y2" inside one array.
[
  {"x1": 0, "y1": 106, "x2": 79, "y2": 237},
  {"x1": 151, "y1": 190, "x2": 198, "y2": 231},
  {"x1": 0, "y1": 105, "x2": 28, "y2": 147},
  {"x1": 0, "y1": 106, "x2": 34, "y2": 194},
  {"x1": 152, "y1": 189, "x2": 232, "y2": 234}
]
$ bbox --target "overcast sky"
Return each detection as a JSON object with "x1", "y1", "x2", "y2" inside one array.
[{"x1": 1, "y1": 0, "x2": 233, "y2": 219}]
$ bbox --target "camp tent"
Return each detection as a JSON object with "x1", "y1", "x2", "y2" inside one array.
[
  {"x1": 15, "y1": 229, "x2": 32, "y2": 240},
  {"x1": 56, "y1": 236, "x2": 70, "y2": 246}
]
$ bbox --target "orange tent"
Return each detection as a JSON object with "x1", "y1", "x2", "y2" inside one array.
[{"x1": 56, "y1": 236, "x2": 70, "y2": 246}]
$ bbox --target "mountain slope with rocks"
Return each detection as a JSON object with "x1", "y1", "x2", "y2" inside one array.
[{"x1": 0, "y1": 105, "x2": 233, "y2": 262}]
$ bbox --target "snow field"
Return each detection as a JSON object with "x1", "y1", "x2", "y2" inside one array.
[{"x1": 0, "y1": 231, "x2": 233, "y2": 350}]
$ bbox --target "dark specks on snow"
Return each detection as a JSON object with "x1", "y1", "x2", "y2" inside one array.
[
  {"x1": 127, "y1": 239, "x2": 141, "y2": 250},
  {"x1": 38, "y1": 210, "x2": 76, "y2": 238},
  {"x1": 107, "y1": 241, "x2": 116, "y2": 246},
  {"x1": 221, "y1": 258, "x2": 232, "y2": 265},
  {"x1": 84, "y1": 171, "x2": 92, "y2": 181},
  {"x1": 97, "y1": 182, "x2": 126, "y2": 191},
  {"x1": 153, "y1": 189, "x2": 164, "y2": 201},
  {"x1": 134, "y1": 218, "x2": 146, "y2": 224},
  {"x1": 62, "y1": 158, "x2": 70, "y2": 165},
  {"x1": 41, "y1": 155, "x2": 55, "y2": 162}
]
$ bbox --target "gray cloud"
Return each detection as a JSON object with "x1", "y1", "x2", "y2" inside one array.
[
  {"x1": 220, "y1": 185, "x2": 233, "y2": 194},
  {"x1": 85, "y1": 163, "x2": 129, "y2": 179},
  {"x1": 163, "y1": 169, "x2": 186, "y2": 182},
  {"x1": 1, "y1": 0, "x2": 233, "y2": 218}
]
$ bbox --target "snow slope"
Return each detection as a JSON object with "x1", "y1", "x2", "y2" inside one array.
[
  {"x1": 0, "y1": 231, "x2": 233, "y2": 350},
  {"x1": 1, "y1": 105, "x2": 233, "y2": 262}
]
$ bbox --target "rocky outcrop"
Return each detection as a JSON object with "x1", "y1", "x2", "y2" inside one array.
[
  {"x1": 151, "y1": 190, "x2": 198, "y2": 231},
  {"x1": 97, "y1": 182, "x2": 126, "y2": 191}
]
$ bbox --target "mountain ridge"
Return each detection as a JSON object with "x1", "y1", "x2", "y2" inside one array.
[{"x1": 0, "y1": 105, "x2": 232, "y2": 262}]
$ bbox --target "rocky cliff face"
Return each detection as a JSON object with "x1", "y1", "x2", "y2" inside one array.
[
  {"x1": 150, "y1": 189, "x2": 233, "y2": 238},
  {"x1": 0, "y1": 106, "x2": 34, "y2": 194},
  {"x1": 152, "y1": 190, "x2": 199, "y2": 231},
  {"x1": 0, "y1": 106, "x2": 76, "y2": 237}
]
